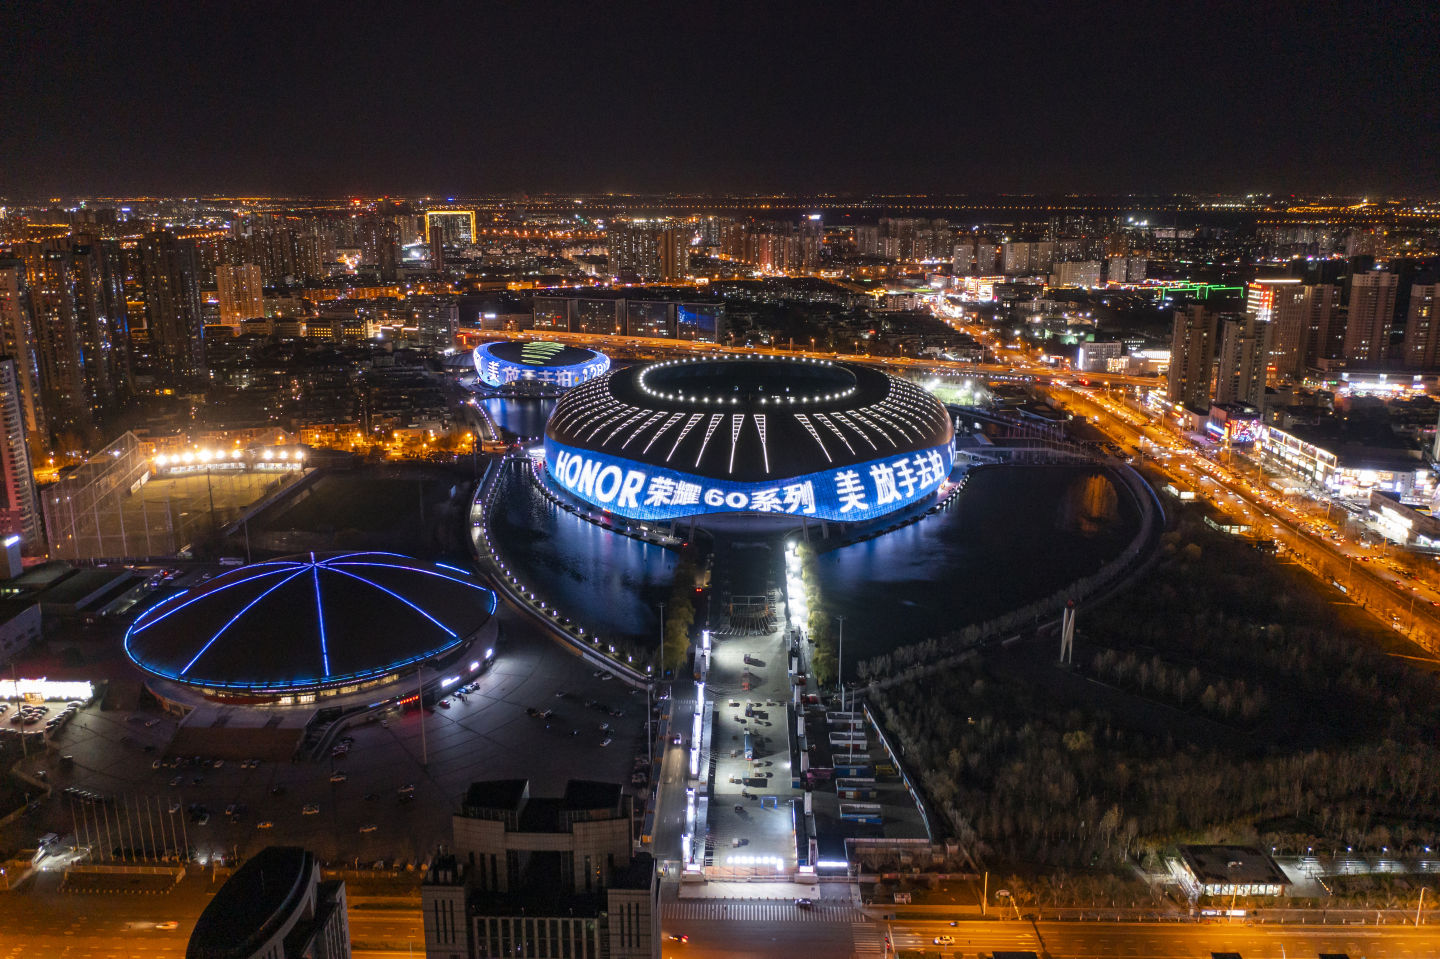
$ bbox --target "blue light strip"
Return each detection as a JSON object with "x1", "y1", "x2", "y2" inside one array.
[
  {"x1": 320, "y1": 560, "x2": 495, "y2": 595},
  {"x1": 132, "y1": 563, "x2": 303, "y2": 634},
  {"x1": 312, "y1": 565, "x2": 331, "y2": 677},
  {"x1": 179, "y1": 568, "x2": 311, "y2": 676},
  {"x1": 320, "y1": 565, "x2": 458, "y2": 638},
  {"x1": 435, "y1": 563, "x2": 472, "y2": 576}
]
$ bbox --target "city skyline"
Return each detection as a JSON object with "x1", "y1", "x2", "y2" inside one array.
[{"x1": 3, "y1": 1, "x2": 1438, "y2": 197}]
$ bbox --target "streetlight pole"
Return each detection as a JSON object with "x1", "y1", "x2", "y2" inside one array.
[
  {"x1": 837, "y1": 615, "x2": 844, "y2": 711},
  {"x1": 652, "y1": 603, "x2": 665, "y2": 770}
]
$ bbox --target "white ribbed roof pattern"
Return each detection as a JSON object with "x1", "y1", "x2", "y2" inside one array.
[{"x1": 545, "y1": 358, "x2": 952, "y2": 482}]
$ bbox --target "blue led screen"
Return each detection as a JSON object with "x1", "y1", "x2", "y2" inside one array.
[
  {"x1": 543, "y1": 437, "x2": 953, "y2": 523},
  {"x1": 675, "y1": 304, "x2": 719, "y2": 341}
]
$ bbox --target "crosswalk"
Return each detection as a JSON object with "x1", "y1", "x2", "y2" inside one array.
[
  {"x1": 663, "y1": 899, "x2": 858, "y2": 923},
  {"x1": 851, "y1": 920, "x2": 886, "y2": 958}
]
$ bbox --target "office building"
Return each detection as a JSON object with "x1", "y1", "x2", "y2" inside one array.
[
  {"x1": 186, "y1": 846, "x2": 349, "y2": 959},
  {"x1": 1342, "y1": 271, "x2": 1399, "y2": 366},
  {"x1": 217, "y1": 262, "x2": 265, "y2": 327},
  {"x1": 0, "y1": 358, "x2": 42, "y2": 550},
  {"x1": 424, "y1": 779, "x2": 657, "y2": 959},
  {"x1": 138, "y1": 230, "x2": 206, "y2": 381},
  {"x1": 1215, "y1": 314, "x2": 1273, "y2": 409},
  {"x1": 1403, "y1": 283, "x2": 1440, "y2": 370},
  {"x1": 1168, "y1": 305, "x2": 1218, "y2": 411}
]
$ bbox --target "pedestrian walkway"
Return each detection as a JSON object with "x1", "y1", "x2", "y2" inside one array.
[
  {"x1": 663, "y1": 899, "x2": 859, "y2": 923},
  {"x1": 851, "y1": 920, "x2": 886, "y2": 958}
]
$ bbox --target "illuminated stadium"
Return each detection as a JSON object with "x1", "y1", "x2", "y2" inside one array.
[
  {"x1": 473, "y1": 340, "x2": 610, "y2": 390},
  {"x1": 542, "y1": 356, "x2": 955, "y2": 524},
  {"x1": 124, "y1": 552, "x2": 498, "y2": 706}
]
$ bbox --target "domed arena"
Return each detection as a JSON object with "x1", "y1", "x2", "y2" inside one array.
[
  {"x1": 124, "y1": 552, "x2": 498, "y2": 705},
  {"x1": 542, "y1": 355, "x2": 955, "y2": 523},
  {"x1": 472, "y1": 340, "x2": 610, "y2": 390}
]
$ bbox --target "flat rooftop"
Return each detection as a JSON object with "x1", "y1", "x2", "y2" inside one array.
[{"x1": 1178, "y1": 844, "x2": 1290, "y2": 887}]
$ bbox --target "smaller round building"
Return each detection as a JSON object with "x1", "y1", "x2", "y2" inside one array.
[
  {"x1": 473, "y1": 340, "x2": 610, "y2": 390},
  {"x1": 124, "y1": 552, "x2": 497, "y2": 706}
]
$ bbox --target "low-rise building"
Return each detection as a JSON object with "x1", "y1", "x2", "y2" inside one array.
[{"x1": 1175, "y1": 844, "x2": 1290, "y2": 899}]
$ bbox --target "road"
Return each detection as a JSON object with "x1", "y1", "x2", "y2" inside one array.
[
  {"x1": 0, "y1": 872, "x2": 424, "y2": 958},
  {"x1": 890, "y1": 917, "x2": 1440, "y2": 958},
  {"x1": 455, "y1": 325, "x2": 1160, "y2": 388},
  {"x1": 1053, "y1": 384, "x2": 1440, "y2": 656}
]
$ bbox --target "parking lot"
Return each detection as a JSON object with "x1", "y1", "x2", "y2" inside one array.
[
  {"x1": 703, "y1": 622, "x2": 803, "y2": 871},
  {"x1": 3, "y1": 605, "x2": 650, "y2": 866}
]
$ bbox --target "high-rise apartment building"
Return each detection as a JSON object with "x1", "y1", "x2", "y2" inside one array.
[
  {"x1": 1002, "y1": 241, "x2": 1055, "y2": 275},
  {"x1": 974, "y1": 242, "x2": 1000, "y2": 274},
  {"x1": 216, "y1": 262, "x2": 265, "y2": 327},
  {"x1": 1168, "y1": 305, "x2": 1218, "y2": 410},
  {"x1": 1051, "y1": 260, "x2": 1102, "y2": 288},
  {"x1": 1342, "y1": 270, "x2": 1399, "y2": 366},
  {"x1": 1248, "y1": 279, "x2": 1305, "y2": 380},
  {"x1": 0, "y1": 260, "x2": 46, "y2": 443},
  {"x1": 20, "y1": 243, "x2": 91, "y2": 441},
  {"x1": 1215, "y1": 314, "x2": 1273, "y2": 409},
  {"x1": 138, "y1": 230, "x2": 205, "y2": 381},
  {"x1": 0, "y1": 358, "x2": 42, "y2": 550},
  {"x1": 1403, "y1": 283, "x2": 1440, "y2": 370},
  {"x1": 608, "y1": 221, "x2": 662, "y2": 279},
  {"x1": 658, "y1": 226, "x2": 690, "y2": 282},
  {"x1": 69, "y1": 236, "x2": 131, "y2": 411}
]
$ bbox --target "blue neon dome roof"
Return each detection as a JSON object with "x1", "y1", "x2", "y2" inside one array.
[{"x1": 124, "y1": 552, "x2": 496, "y2": 693}]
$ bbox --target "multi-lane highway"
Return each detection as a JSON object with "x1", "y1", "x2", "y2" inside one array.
[
  {"x1": 1055, "y1": 384, "x2": 1440, "y2": 654},
  {"x1": 889, "y1": 917, "x2": 1440, "y2": 958},
  {"x1": 455, "y1": 326, "x2": 1162, "y2": 389},
  {"x1": 0, "y1": 872, "x2": 424, "y2": 958}
]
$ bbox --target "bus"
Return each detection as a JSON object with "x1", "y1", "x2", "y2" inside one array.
[{"x1": 743, "y1": 732, "x2": 754, "y2": 761}]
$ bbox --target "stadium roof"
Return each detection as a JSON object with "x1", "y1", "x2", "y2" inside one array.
[
  {"x1": 546, "y1": 356, "x2": 952, "y2": 481},
  {"x1": 125, "y1": 552, "x2": 496, "y2": 692},
  {"x1": 482, "y1": 340, "x2": 604, "y2": 367}
]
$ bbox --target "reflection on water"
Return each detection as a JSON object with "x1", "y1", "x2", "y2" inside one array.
[
  {"x1": 814, "y1": 466, "x2": 1140, "y2": 674},
  {"x1": 489, "y1": 470, "x2": 676, "y2": 651},
  {"x1": 480, "y1": 397, "x2": 556, "y2": 440}
]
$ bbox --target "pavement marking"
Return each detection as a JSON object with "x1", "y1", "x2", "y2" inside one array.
[
  {"x1": 663, "y1": 900, "x2": 858, "y2": 922},
  {"x1": 851, "y1": 921, "x2": 886, "y2": 958}
]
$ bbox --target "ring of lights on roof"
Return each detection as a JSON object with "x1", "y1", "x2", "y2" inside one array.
[
  {"x1": 542, "y1": 356, "x2": 955, "y2": 523},
  {"x1": 123, "y1": 552, "x2": 497, "y2": 698},
  {"x1": 472, "y1": 340, "x2": 610, "y2": 389}
]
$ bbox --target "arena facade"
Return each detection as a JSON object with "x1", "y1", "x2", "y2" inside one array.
[
  {"x1": 124, "y1": 552, "x2": 498, "y2": 707},
  {"x1": 542, "y1": 356, "x2": 954, "y2": 524},
  {"x1": 472, "y1": 340, "x2": 610, "y2": 390}
]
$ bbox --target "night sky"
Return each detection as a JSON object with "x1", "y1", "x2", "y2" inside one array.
[{"x1": 2, "y1": 0, "x2": 1437, "y2": 197}]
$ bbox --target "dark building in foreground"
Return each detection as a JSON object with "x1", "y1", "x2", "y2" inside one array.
[
  {"x1": 423, "y1": 779, "x2": 657, "y2": 959},
  {"x1": 187, "y1": 846, "x2": 349, "y2": 959}
]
